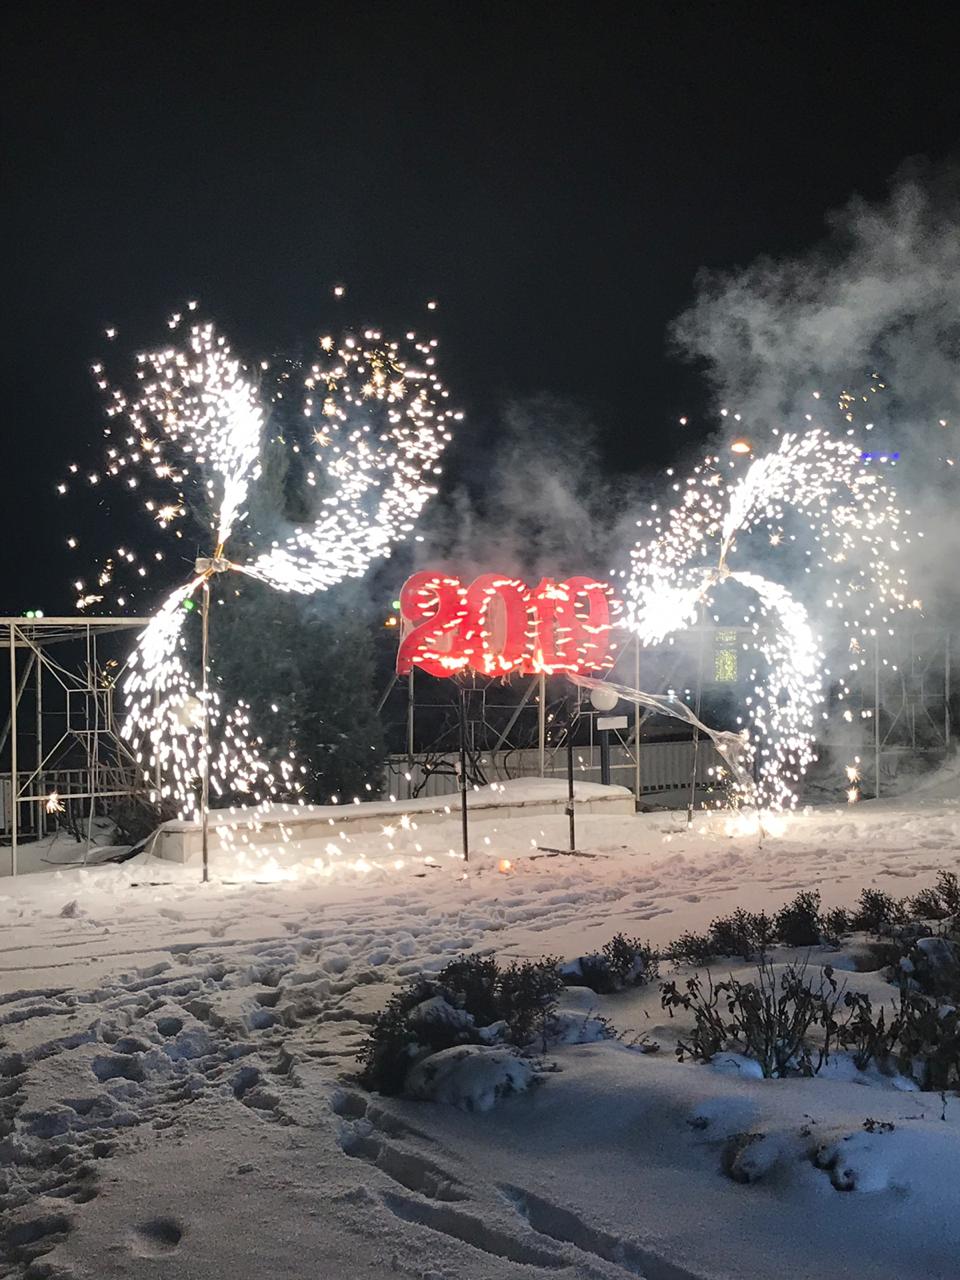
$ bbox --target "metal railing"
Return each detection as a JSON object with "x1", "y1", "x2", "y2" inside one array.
[{"x1": 384, "y1": 739, "x2": 722, "y2": 803}]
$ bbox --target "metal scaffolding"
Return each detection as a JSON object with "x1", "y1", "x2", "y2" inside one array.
[
  {"x1": 868, "y1": 627, "x2": 952, "y2": 794},
  {"x1": 1, "y1": 616, "x2": 150, "y2": 875}
]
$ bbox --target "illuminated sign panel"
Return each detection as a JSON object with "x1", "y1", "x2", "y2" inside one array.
[
  {"x1": 714, "y1": 628, "x2": 739, "y2": 683},
  {"x1": 396, "y1": 572, "x2": 621, "y2": 677}
]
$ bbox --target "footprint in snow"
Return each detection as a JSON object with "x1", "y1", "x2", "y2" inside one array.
[{"x1": 129, "y1": 1216, "x2": 184, "y2": 1257}]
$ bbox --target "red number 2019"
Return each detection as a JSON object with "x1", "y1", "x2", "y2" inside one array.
[{"x1": 395, "y1": 572, "x2": 620, "y2": 677}]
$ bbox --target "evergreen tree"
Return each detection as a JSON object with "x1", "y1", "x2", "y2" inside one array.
[
  {"x1": 208, "y1": 351, "x2": 386, "y2": 803},
  {"x1": 212, "y1": 581, "x2": 385, "y2": 802}
]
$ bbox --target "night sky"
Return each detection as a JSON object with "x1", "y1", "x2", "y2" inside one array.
[{"x1": 3, "y1": 3, "x2": 958, "y2": 614}]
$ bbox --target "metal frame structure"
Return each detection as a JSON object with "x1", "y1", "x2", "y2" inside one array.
[
  {"x1": 1, "y1": 616, "x2": 150, "y2": 875},
  {"x1": 380, "y1": 620, "x2": 956, "y2": 807},
  {"x1": 377, "y1": 630, "x2": 653, "y2": 799},
  {"x1": 867, "y1": 627, "x2": 952, "y2": 795}
]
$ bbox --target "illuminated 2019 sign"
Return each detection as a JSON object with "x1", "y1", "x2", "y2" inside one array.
[{"x1": 396, "y1": 572, "x2": 622, "y2": 677}]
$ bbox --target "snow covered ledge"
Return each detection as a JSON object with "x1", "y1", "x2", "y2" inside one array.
[{"x1": 152, "y1": 778, "x2": 636, "y2": 863}]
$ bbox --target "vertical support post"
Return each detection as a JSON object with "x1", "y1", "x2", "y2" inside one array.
[
  {"x1": 35, "y1": 652, "x2": 44, "y2": 838},
  {"x1": 406, "y1": 669, "x2": 415, "y2": 759},
  {"x1": 8, "y1": 624, "x2": 17, "y2": 877},
  {"x1": 880, "y1": 632, "x2": 885, "y2": 798},
  {"x1": 687, "y1": 611, "x2": 707, "y2": 828},
  {"x1": 86, "y1": 628, "x2": 97, "y2": 854},
  {"x1": 633, "y1": 633, "x2": 641, "y2": 806},
  {"x1": 599, "y1": 729, "x2": 611, "y2": 786},
  {"x1": 538, "y1": 672, "x2": 546, "y2": 778},
  {"x1": 458, "y1": 687, "x2": 469, "y2": 863},
  {"x1": 945, "y1": 631, "x2": 951, "y2": 749},
  {"x1": 566, "y1": 703, "x2": 576, "y2": 852},
  {"x1": 201, "y1": 581, "x2": 211, "y2": 884}
]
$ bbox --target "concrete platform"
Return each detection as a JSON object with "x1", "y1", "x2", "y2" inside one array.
[{"x1": 152, "y1": 779, "x2": 636, "y2": 862}]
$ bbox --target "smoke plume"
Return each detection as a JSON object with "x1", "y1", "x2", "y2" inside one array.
[{"x1": 672, "y1": 158, "x2": 960, "y2": 621}]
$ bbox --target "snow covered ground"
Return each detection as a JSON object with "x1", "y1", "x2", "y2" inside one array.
[{"x1": 2, "y1": 774, "x2": 959, "y2": 1279}]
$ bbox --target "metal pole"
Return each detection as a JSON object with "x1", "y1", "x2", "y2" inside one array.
[
  {"x1": 458, "y1": 688, "x2": 469, "y2": 863},
  {"x1": 406, "y1": 669, "x2": 415, "y2": 759},
  {"x1": 0, "y1": 651, "x2": 35, "y2": 755},
  {"x1": 376, "y1": 672, "x2": 398, "y2": 715},
  {"x1": 946, "y1": 631, "x2": 951, "y2": 749},
  {"x1": 687, "y1": 612, "x2": 707, "y2": 827},
  {"x1": 201, "y1": 581, "x2": 211, "y2": 883},
  {"x1": 880, "y1": 632, "x2": 885, "y2": 798},
  {"x1": 492, "y1": 674, "x2": 538, "y2": 751},
  {"x1": 538, "y1": 672, "x2": 546, "y2": 777},
  {"x1": 566, "y1": 704, "x2": 576, "y2": 852},
  {"x1": 633, "y1": 633, "x2": 641, "y2": 805},
  {"x1": 85, "y1": 628, "x2": 98, "y2": 855},
  {"x1": 36, "y1": 652, "x2": 44, "y2": 838},
  {"x1": 9, "y1": 624, "x2": 17, "y2": 876}
]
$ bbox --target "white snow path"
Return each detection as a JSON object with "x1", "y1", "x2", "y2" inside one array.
[{"x1": 1, "y1": 792, "x2": 959, "y2": 1278}]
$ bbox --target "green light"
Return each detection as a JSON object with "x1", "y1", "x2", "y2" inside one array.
[
  {"x1": 25, "y1": 610, "x2": 35, "y2": 619},
  {"x1": 391, "y1": 599, "x2": 401, "y2": 610},
  {"x1": 183, "y1": 599, "x2": 196, "y2": 612},
  {"x1": 714, "y1": 649, "x2": 738, "y2": 683}
]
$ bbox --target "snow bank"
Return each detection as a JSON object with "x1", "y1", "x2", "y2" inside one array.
[
  {"x1": 3, "y1": 788, "x2": 960, "y2": 1279},
  {"x1": 405, "y1": 1045, "x2": 535, "y2": 1111}
]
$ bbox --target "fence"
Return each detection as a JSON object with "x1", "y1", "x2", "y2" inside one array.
[
  {"x1": 384, "y1": 738, "x2": 723, "y2": 803},
  {"x1": 1, "y1": 768, "x2": 109, "y2": 837}
]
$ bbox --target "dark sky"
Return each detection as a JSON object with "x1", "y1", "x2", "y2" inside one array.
[{"x1": 3, "y1": 2, "x2": 958, "y2": 614}]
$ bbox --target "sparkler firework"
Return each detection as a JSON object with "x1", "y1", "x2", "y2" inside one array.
[
  {"x1": 624, "y1": 429, "x2": 916, "y2": 811},
  {"x1": 70, "y1": 311, "x2": 459, "y2": 823}
]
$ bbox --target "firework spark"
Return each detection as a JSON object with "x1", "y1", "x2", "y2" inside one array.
[
  {"x1": 624, "y1": 429, "x2": 914, "y2": 811},
  {"x1": 76, "y1": 313, "x2": 458, "y2": 822}
]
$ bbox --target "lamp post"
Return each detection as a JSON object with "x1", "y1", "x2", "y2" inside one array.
[{"x1": 194, "y1": 551, "x2": 231, "y2": 883}]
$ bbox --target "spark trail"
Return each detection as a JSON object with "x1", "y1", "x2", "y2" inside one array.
[
  {"x1": 624, "y1": 429, "x2": 916, "y2": 811},
  {"x1": 70, "y1": 312, "x2": 459, "y2": 821}
]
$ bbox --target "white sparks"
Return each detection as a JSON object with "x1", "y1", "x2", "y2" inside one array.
[
  {"x1": 624, "y1": 429, "x2": 913, "y2": 812},
  {"x1": 86, "y1": 315, "x2": 459, "y2": 821}
]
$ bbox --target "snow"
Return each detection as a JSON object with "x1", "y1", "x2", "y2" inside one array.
[
  {"x1": 151, "y1": 777, "x2": 635, "y2": 863},
  {"x1": 1, "y1": 778, "x2": 959, "y2": 1278},
  {"x1": 405, "y1": 1045, "x2": 535, "y2": 1111}
]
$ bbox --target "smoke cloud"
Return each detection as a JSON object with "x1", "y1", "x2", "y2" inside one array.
[
  {"x1": 416, "y1": 394, "x2": 647, "y2": 584},
  {"x1": 672, "y1": 158, "x2": 960, "y2": 621}
]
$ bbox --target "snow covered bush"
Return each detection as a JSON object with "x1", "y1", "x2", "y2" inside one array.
[
  {"x1": 910, "y1": 871, "x2": 960, "y2": 922},
  {"x1": 665, "y1": 931, "x2": 716, "y2": 967},
  {"x1": 405, "y1": 1045, "x2": 535, "y2": 1112},
  {"x1": 429, "y1": 954, "x2": 502, "y2": 1025},
  {"x1": 899, "y1": 934, "x2": 960, "y2": 999},
  {"x1": 822, "y1": 906, "x2": 851, "y2": 942},
  {"x1": 357, "y1": 953, "x2": 562, "y2": 1096},
  {"x1": 565, "y1": 934, "x2": 659, "y2": 993},
  {"x1": 834, "y1": 990, "x2": 900, "y2": 1072},
  {"x1": 358, "y1": 981, "x2": 474, "y2": 1095},
  {"x1": 496, "y1": 958, "x2": 565, "y2": 1044},
  {"x1": 774, "y1": 891, "x2": 822, "y2": 947},
  {"x1": 895, "y1": 989, "x2": 960, "y2": 1091},
  {"x1": 910, "y1": 886, "x2": 953, "y2": 922},
  {"x1": 665, "y1": 914, "x2": 775, "y2": 967},
  {"x1": 709, "y1": 909, "x2": 775, "y2": 960},
  {"x1": 661, "y1": 971, "x2": 728, "y2": 1060},
  {"x1": 661, "y1": 961, "x2": 846, "y2": 1078},
  {"x1": 935, "y1": 869, "x2": 960, "y2": 916},
  {"x1": 813, "y1": 1124, "x2": 904, "y2": 1192},
  {"x1": 721, "y1": 1131, "x2": 790, "y2": 1184},
  {"x1": 852, "y1": 888, "x2": 906, "y2": 935}
]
